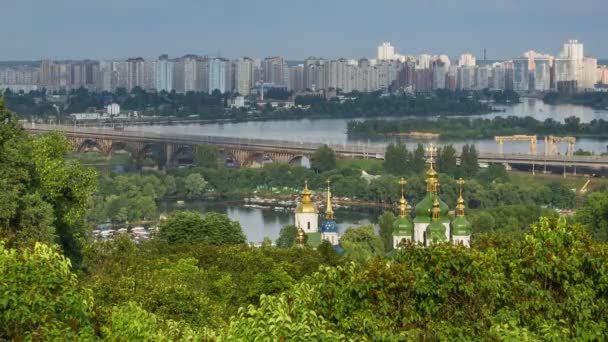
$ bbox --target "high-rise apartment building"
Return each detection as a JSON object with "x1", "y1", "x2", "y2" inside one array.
[
  {"x1": 377, "y1": 42, "x2": 396, "y2": 60},
  {"x1": 459, "y1": 53, "x2": 476, "y2": 67},
  {"x1": 262, "y1": 56, "x2": 286, "y2": 85},
  {"x1": 208, "y1": 58, "x2": 226, "y2": 94},
  {"x1": 233, "y1": 58, "x2": 252, "y2": 95},
  {"x1": 457, "y1": 66, "x2": 476, "y2": 90},
  {"x1": 512, "y1": 58, "x2": 530, "y2": 92},
  {"x1": 155, "y1": 55, "x2": 174, "y2": 92}
]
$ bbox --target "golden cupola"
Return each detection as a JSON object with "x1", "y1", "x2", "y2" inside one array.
[{"x1": 295, "y1": 181, "x2": 318, "y2": 214}]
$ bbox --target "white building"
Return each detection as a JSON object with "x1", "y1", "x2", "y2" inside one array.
[
  {"x1": 233, "y1": 58, "x2": 252, "y2": 95},
  {"x1": 377, "y1": 42, "x2": 396, "y2": 60},
  {"x1": 457, "y1": 66, "x2": 476, "y2": 90},
  {"x1": 155, "y1": 57, "x2": 174, "y2": 92},
  {"x1": 512, "y1": 58, "x2": 530, "y2": 92},
  {"x1": 459, "y1": 53, "x2": 476, "y2": 67},
  {"x1": 208, "y1": 58, "x2": 226, "y2": 94}
]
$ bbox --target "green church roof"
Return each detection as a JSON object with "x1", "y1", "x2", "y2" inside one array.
[
  {"x1": 393, "y1": 216, "x2": 414, "y2": 236},
  {"x1": 414, "y1": 192, "x2": 449, "y2": 223},
  {"x1": 451, "y1": 216, "x2": 472, "y2": 236}
]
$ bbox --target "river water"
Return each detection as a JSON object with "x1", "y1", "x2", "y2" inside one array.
[
  {"x1": 159, "y1": 200, "x2": 382, "y2": 243},
  {"x1": 126, "y1": 98, "x2": 608, "y2": 154}
]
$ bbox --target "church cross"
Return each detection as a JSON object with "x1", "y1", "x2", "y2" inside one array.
[{"x1": 426, "y1": 143, "x2": 438, "y2": 165}]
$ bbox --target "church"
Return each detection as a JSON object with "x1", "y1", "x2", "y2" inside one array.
[
  {"x1": 294, "y1": 180, "x2": 339, "y2": 248},
  {"x1": 392, "y1": 145, "x2": 472, "y2": 248},
  {"x1": 294, "y1": 144, "x2": 472, "y2": 249}
]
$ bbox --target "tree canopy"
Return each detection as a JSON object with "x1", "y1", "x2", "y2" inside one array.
[{"x1": 158, "y1": 210, "x2": 246, "y2": 245}]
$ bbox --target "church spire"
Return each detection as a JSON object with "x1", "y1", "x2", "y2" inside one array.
[
  {"x1": 325, "y1": 178, "x2": 334, "y2": 220},
  {"x1": 425, "y1": 143, "x2": 438, "y2": 193},
  {"x1": 456, "y1": 178, "x2": 466, "y2": 217},
  {"x1": 398, "y1": 177, "x2": 408, "y2": 218}
]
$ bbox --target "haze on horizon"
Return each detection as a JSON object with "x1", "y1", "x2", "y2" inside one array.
[{"x1": 3, "y1": 0, "x2": 607, "y2": 61}]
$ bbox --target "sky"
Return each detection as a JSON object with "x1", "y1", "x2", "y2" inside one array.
[{"x1": 2, "y1": 0, "x2": 607, "y2": 61}]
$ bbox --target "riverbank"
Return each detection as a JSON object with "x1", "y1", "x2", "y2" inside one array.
[
  {"x1": 543, "y1": 91, "x2": 608, "y2": 110},
  {"x1": 346, "y1": 115, "x2": 608, "y2": 141}
]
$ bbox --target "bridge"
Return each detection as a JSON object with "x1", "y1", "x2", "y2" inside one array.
[{"x1": 24, "y1": 123, "x2": 608, "y2": 172}]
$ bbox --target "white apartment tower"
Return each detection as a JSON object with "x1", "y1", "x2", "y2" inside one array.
[
  {"x1": 377, "y1": 42, "x2": 396, "y2": 60},
  {"x1": 459, "y1": 53, "x2": 476, "y2": 67}
]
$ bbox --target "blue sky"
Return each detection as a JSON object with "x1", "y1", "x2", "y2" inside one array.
[{"x1": 2, "y1": 0, "x2": 606, "y2": 60}]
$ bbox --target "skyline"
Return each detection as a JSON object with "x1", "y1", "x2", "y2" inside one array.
[{"x1": 2, "y1": 0, "x2": 607, "y2": 61}]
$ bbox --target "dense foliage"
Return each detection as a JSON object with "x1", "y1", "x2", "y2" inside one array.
[
  {"x1": 348, "y1": 115, "x2": 608, "y2": 140},
  {"x1": 158, "y1": 210, "x2": 246, "y2": 245},
  {"x1": 544, "y1": 91, "x2": 608, "y2": 109},
  {"x1": 0, "y1": 95, "x2": 97, "y2": 264},
  {"x1": 225, "y1": 218, "x2": 608, "y2": 340}
]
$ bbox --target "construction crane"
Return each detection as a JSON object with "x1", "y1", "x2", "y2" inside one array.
[
  {"x1": 545, "y1": 136, "x2": 576, "y2": 157},
  {"x1": 578, "y1": 175, "x2": 593, "y2": 195},
  {"x1": 495, "y1": 135, "x2": 537, "y2": 155}
]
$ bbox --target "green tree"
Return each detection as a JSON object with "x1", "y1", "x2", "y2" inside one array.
[
  {"x1": 460, "y1": 144, "x2": 479, "y2": 177},
  {"x1": 339, "y1": 225, "x2": 385, "y2": 264},
  {"x1": 412, "y1": 143, "x2": 426, "y2": 174},
  {"x1": 276, "y1": 224, "x2": 298, "y2": 248},
  {"x1": 378, "y1": 211, "x2": 397, "y2": 252},
  {"x1": 436, "y1": 144, "x2": 457, "y2": 176},
  {"x1": 317, "y1": 240, "x2": 341, "y2": 266},
  {"x1": 158, "y1": 211, "x2": 246, "y2": 245},
  {"x1": 575, "y1": 192, "x2": 608, "y2": 241},
  {"x1": 184, "y1": 173, "x2": 207, "y2": 198},
  {"x1": 383, "y1": 143, "x2": 409, "y2": 175},
  {"x1": 195, "y1": 144, "x2": 221, "y2": 168},
  {"x1": 0, "y1": 242, "x2": 95, "y2": 340},
  {"x1": 311, "y1": 145, "x2": 337, "y2": 173},
  {"x1": 469, "y1": 211, "x2": 496, "y2": 234}
]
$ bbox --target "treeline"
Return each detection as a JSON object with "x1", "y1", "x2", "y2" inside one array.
[
  {"x1": 295, "y1": 89, "x2": 496, "y2": 117},
  {"x1": 4, "y1": 87, "x2": 499, "y2": 121},
  {"x1": 544, "y1": 91, "x2": 608, "y2": 109},
  {"x1": 347, "y1": 115, "x2": 608, "y2": 139}
]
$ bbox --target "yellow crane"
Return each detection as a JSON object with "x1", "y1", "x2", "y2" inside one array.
[
  {"x1": 495, "y1": 135, "x2": 538, "y2": 155},
  {"x1": 578, "y1": 175, "x2": 593, "y2": 195},
  {"x1": 545, "y1": 136, "x2": 576, "y2": 156}
]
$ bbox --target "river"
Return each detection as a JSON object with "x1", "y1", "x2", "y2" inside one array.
[
  {"x1": 125, "y1": 98, "x2": 608, "y2": 154},
  {"x1": 158, "y1": 200, "x2": 381, "y2": 243}
]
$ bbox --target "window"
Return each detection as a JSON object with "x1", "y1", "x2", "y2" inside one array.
[{"x1": 307, "y1": 222, "x2": 310, "y2": 230}]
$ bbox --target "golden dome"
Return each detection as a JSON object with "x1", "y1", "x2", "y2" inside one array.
[{"x1": 295, "y1": 181, "x2": 318, "y2": 214}]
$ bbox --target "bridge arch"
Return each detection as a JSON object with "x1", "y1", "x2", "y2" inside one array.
[
  {"x1": 243, "y1": 152, "x2": 274, "y2": 168},
  {"x1": 288, "y1": 155, "x2": 310, "y2": 167},
  {"x1": 170, "y1": 145, "x2": 195, "y2": 165},
  {"x1": 75, "y1": 138, "x2": 111, "y2": 156}
]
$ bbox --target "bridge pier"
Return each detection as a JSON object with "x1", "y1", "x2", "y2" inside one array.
[{"x1": 166, "y1": 143, "x2": 175, "y2": 167}]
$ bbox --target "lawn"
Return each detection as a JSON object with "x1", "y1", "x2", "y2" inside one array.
[
  {"x1": 507, "y1": 170, "x2": 608, "y2": 192},
  {"x1": 337, "y1": 158, "x2": 384, "y2": 172}
]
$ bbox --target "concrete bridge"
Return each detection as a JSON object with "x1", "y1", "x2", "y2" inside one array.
[{"x1": 24, "y1": 123, "x2": 608, "y2": 172}]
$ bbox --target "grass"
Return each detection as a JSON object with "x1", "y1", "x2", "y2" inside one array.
[
  {"x1": 507, "y1": 170, "x2": 608, "y2": 192},
  {"x1": 337, "y1": 158, "x2": 383, "y2": 172},
  {"x1": 66, "y1": 152, "x2": 133, "y2": 166}
]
